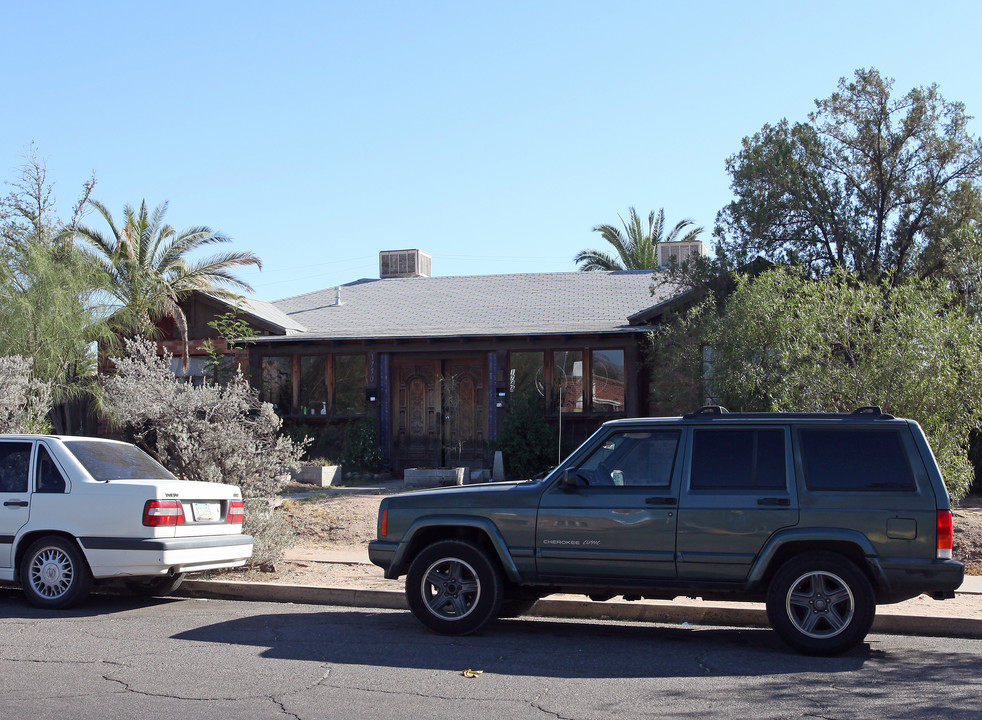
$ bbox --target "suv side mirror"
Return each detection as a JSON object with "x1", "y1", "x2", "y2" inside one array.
[{"x1": 561, "y1": 467, "x2": 581, "y2": 489}]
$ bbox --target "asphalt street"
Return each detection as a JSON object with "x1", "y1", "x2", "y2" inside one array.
[{"x1": 1, "y1": 588, "x2": 981, "y2": 720}]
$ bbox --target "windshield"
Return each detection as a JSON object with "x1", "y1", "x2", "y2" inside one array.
[{"x1": 63, "y1": 440, "x2": 177, "y2": 481}]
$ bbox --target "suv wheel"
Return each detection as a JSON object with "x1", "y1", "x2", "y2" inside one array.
[
  {"x1": 20, "y1": 536, "x2": 93, "y2": 609},
  {"x1": 766, "y1": 551, "x2": 875, "y2": 655},
  {"x1": 406, "y1": 540, "x2": 503, "y2": 635}
]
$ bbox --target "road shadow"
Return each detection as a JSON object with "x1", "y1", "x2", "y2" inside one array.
[
  {"x1": 170, "y1": 606, "x2": 883, "y2": 679},
  {"x1": 0, "y1": 584, "x2": 183, "y2": 619}
]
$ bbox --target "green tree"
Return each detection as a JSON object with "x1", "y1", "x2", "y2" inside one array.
[
  {"x1": 0, "y1": 148, "x2": 107, "y2": 433},
  {"x1": 201, "y1": 306, "x2": 259, "y2": 385},
  {"x1": 70, "y1": 200, "x2": 262, "y2": 362},
  {"x1": 650, "y1": 268, "x2": 982, "y2": 501},
  {"x1": 716, "y1": 69, "x2": 982, "y2": 299},
  {"x1": 575, "y1": 207, "x2": 703, "y2": 271}
]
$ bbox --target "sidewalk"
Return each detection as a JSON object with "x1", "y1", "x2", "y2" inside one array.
[{"x1": 180, "y1": 547, "x2": 982, "y2": 639}]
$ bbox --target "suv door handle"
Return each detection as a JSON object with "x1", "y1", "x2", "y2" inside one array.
[
  {"x1": 4, "y1": 500, "x2": 29, "y2": 508},
  {"x1": 645, "y1": 496, "x2": 677, "y2": 506},
  {"x1": 757, "y1": 497, "x2": 790, "y2": 507}
]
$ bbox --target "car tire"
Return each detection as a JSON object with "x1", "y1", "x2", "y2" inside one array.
[
  {"x1": 766, "y1": 551, "x2": 875, "y2": 656},
  {"x1": 405, "y1": 540, "x2": 503, "y2": 635},
  {"x1": 19, "y1": 536, "x2": 93, "y2": 609},
  {"x1": 125, "y1": 573, "x2": 186, "y2": 597}
]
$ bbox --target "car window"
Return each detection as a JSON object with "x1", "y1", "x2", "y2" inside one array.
[
  {"x1": 799, "y1": 429, "x2": 915, "y2": 491},
  {"x1": 577, "y1": 431, "x2": 680, "y2": 487},
  {"x1": 0, "y1": 441, "x2": 32, "y2": 493},
  {"x1": 62, "y1": 440, "x2": 177, "y2": 481},
  {"x1": 35, "y1": 445, "x2": 67, "y2": 493},
  {"x1": 690, "y1": 429, "x2": 787, "y2": 490}
]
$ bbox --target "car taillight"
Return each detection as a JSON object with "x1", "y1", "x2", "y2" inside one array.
[
  {"x1": 937, "y1": 510, "x2": 953, "y2": 559},
  {"x1": 380, "y1": 508, "x2": 388, "y2": 537},
  {"x1": 227, "y1": 500, "x2": 245, "y2": 524},
  {"x1": 144, "y1": 499, "x2": 185, "y2": 526}
]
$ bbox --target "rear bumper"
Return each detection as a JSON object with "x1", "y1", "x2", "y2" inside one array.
[
  {"x1": 79, "y1": 534, "x2": 254, "y2": 578},
  {"x1": 368, "y1": 540, "x2": 399, "y2": 578},
  {"x1": 875, "y1": 558, "x2": 964, "y2": 603}
]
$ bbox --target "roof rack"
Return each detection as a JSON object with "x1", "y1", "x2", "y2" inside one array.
[
  {"x1": 684, "y1": 405, "x2": 729, "y2": 418},
  {"x1": 851, "y1": 406, "x2": 894, "y2": 419}
]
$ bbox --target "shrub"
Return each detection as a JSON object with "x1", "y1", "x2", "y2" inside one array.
[
  {"x1": 0, "y1": 355, "x2": 52, "y2": 434},
  {"x1": 341, "y1": 418, "x2": 384, "y2": 473},
  {"x1": 103, "y1": 337, "x2": 310, "y2": 562},
  {"x1": 494, "y1": 390, "x2": 558, "y2": 480},
  {"x1": 242, "y1": 499, "x2": 296, "y2": 567}
]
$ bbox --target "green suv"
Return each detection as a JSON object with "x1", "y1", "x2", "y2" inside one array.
[{"x1": 369, "y1": 407, "x2": 964, "y2": 654}]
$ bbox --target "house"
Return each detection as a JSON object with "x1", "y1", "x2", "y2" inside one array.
[{"x1": 164, "y1": 249, "x2": 695, "y2": 472}]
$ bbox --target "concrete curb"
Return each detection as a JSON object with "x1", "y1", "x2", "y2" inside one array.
[{"x1": 177, "y1": 580, "x2": 982, "y2": 639}]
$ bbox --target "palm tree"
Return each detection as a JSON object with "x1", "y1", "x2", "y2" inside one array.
[
  {"x1": 71, "y1": 199, "x2": 261, "y2": 362},
  {"x1": 574, "y1": 207, "x2": 704, "y2": 271}
]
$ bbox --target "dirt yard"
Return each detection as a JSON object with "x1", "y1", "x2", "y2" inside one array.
[{"x1": 224, "y1": 490, "x2": 982, "y2": 587}]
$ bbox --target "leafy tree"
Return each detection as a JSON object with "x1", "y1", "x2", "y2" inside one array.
[
  {"x1": 716, "y1": 69, "x2": 982, "y2": 300},
  {"x1": 201, "y1": 306, "x2": 259, "y2": 385},
  {"x1": 102, "y1": 337, "x2": 309, "y2": 564},
  {"x1": 0, "y1": 148, "x2": 107, "y2": 433},
  {"x1": 70, "y1": 200, "x2": 262, "y2": 364},
  {"x1": 650, "y1": 268, "x2": 982, "y2": 501},
  {"x1": 575, "y1": 207, "x2": 703, "y2": 271}
]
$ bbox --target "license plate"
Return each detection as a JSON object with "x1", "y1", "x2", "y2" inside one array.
[{"x1": 192, "y1": 502, "x2": 220, "y2": 522}]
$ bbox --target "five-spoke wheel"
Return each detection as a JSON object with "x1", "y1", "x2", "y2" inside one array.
[
  {"x1": 766, "y1": 551, "x2": 874, "y2": 655},
  {"x1": 406, "y1": 540, "x2": 502, "y2": 634}
]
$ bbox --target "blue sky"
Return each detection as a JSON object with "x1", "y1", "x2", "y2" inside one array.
[{"x1": 3, "y1": 1, "x2": 981, "y2": 301}]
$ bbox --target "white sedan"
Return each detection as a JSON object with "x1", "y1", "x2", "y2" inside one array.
[{"x1": 0, "y1": 435, "x2": 254, "y2": 608}]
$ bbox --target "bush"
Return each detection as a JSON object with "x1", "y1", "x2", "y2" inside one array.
[
  {"x1": 0, "y1": 355, "x2": 52, "y2": 433},
  {"x1": 103, "y1": 338, "x2": 310, "y2": 562},
  {"x1": 242, "y1": 499, "x2": 296, "y2": 567},
  {"x1": 494, "y1": 390, "x2": 558, "y2": 480},
  {"x1": 341, "y1": 418, "x2": 384, "y2": 473}
]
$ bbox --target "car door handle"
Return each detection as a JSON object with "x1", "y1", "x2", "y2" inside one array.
[
  {"x1": 4, "y1": 500, "x2": 29, "y2": 508},
  {"x1": 757, "y1": 497, "x2": 790, "y2": 507},
  {"x1": 645, "y1": 497, "x2": 677, "y2": 506}
]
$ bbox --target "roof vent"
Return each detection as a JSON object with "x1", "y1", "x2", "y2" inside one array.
[
  {"x1": 380, "y1": 249, "x2": 432, "y2": 279},
  {"x1": 658, "y1": 240, "x2": 704, "y2": 267}
]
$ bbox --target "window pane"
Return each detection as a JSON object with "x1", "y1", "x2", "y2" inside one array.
[
  {"x1": 0, "y1": 442, "x2": 32, "y2": 493},
  {"x1": 64, "y1": 441, "x2": 176, "y2": 481},
  {"x1": 800, "y1": 430, "x2": 915, "y2": 491},
  {"x1": 555, "y1": 350, "x2": 583, "y2": 412},
  {"x1": 578, "y1": 431, "x2": 679, "y2": 487},
  {"x1": 335, "y1": 355, "x2": 366, "y2": 415},
  {"x1": 261, "y1": 356, "x2": 293, "y2": 414},
  {"x1": 691, "y1": 430, "x2": 786, "y2": 490},
  {"x1": 36, "y1": 445, "x2": 67, "y2": 493},
  {"x1": 508, "y1": 352, "x2": 543, "y2": 398},
  {"x1": 299, "y1": 357, "x2": 328, "y2": 415},
  {"x1": 591, "y1": 349, "x2": 625, "y2": 412}
]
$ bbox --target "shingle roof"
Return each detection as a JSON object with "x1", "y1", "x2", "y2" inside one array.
[
  {"x1": 200, "y1": 293, "x2": 307, "y2": 335},
  {"x1": 260, "y1": 270, "x2": 679, "y2": 342}
]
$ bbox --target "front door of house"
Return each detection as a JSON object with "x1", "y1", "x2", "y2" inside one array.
[
  {"x1": 442, "y1": 358, "x2": 488, "y2": 469},
  {"x1": 394, "y1": 359, "x2": 442, "y2": 470},
  {"x1": 392, "y1": 357, "x2": 489, "y2": 471}
]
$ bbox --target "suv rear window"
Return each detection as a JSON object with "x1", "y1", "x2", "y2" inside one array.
[
  {"x1": 691, "y1": 429, "x2": 787, "y2": 490},
  {"x1": 799, "y1": 429, "x2": 915, "y2": 491}
]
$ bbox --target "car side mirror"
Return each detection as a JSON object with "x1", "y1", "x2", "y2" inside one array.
[{"x1": 561, "y1": 467, "x2": 581, "y2": 489}]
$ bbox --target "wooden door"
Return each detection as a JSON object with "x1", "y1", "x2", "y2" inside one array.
[
  {"x1": 393, "y1": 359, "x2": 441, "y2": 470},
  {"x1": 442, "y1": 358, "x2": 488, "y2": 468}
]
